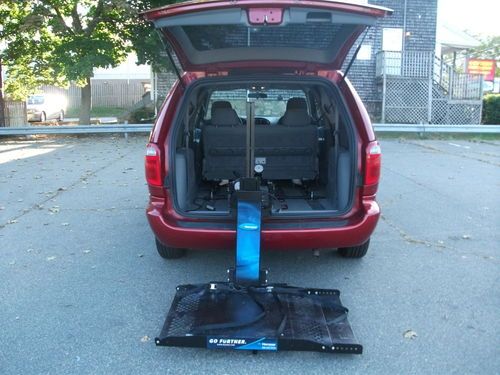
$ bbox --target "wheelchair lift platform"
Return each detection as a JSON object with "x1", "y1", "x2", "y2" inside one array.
[{"x1": 155, "y1": 180, "x2": 362, "y2": 354}]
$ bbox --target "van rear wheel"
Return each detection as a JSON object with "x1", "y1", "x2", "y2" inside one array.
[
  {"x1": 155, "y1": 238, "x2": 186, "y2": 259},
  {"x1": 338, "y1": 240, "x2": 370, "y2": 258}
]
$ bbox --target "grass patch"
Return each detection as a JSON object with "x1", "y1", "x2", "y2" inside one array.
[{"x1": 65, "y1": 106, "x2": 127, "y2": 118}]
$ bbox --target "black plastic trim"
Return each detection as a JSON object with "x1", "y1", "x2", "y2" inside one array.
[{"x1": 175, "y1": 219, "x2": 348, "y2": 230}]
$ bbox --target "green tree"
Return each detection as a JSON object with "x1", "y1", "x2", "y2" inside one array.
[{"x1": 0, "y1": 0, "x2": 174, "y2": 124}]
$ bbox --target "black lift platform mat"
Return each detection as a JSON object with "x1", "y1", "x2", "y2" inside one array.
[{"x1": 155, "y1": 283, "x2": 362, "y2": 354}]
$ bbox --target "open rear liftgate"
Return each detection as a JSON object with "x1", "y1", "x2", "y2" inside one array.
[{"x1": 155, "y1": 103, "x2": 362, "y2": 354}]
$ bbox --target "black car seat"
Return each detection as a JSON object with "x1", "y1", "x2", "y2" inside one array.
[
  {"x1": 278, "y1": 97, "x2": 313, "y2": 126},
  {"x1": 203, "y1": 101, "x2": 246, "y2": 179}
]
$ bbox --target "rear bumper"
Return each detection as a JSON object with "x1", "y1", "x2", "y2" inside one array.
[{"x1": 146, "y1": 198, "x2": 380, "y2": 251}]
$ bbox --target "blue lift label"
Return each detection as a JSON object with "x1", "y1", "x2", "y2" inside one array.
[
  {"x1": 207, "y1": 337, "x2": 278, "y2": 351},
  {"x1": 235, "y1": 200, "x2": 262, "y2": 283}
]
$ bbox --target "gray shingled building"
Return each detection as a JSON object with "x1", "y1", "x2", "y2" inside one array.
[
  {"x1": 345, "y1": 0, "x2": 438, "y2": 119},
  {"x1": 154, "y1": 0, "x2": 482, "y2": 124}
]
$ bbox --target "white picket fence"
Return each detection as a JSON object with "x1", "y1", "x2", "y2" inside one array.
[{"x1": 42, "y1": 79, "x2": 150, "y2": 109}]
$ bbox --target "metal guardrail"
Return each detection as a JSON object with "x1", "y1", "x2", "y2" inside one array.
[
  {"x1": 373, "y1": 124, "x2": 500, "y2": 133},
  {"x1": 0, "y1": 123, "x2": 499, "y2": 137},
  {"x1": 0, "y1": 124, "x2": 153, "y2": 137}
]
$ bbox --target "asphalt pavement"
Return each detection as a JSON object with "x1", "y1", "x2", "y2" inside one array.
[{"x1": 0, "y1": 135, "x2": 499, "y2": 375}]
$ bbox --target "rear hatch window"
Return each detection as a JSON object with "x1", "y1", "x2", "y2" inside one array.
[{"x1": 143, "y1": 1, "x2": 392, "y2": 71}]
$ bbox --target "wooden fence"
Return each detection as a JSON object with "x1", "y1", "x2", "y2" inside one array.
[
  {"x1": 2, "y1": 101, "x2": 27, "y2": 127},
  {"x1": 42, "y1": 79, "x2": 150, "y2": 109}
]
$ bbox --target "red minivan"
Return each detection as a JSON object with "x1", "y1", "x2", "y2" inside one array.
[{"x1": 142, "y1": 0, "x2": 390, "y2": 259}]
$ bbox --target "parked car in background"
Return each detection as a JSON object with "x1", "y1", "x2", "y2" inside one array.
[{"x1": 27, "y1": 94, "x2": 67, "y2": 122}]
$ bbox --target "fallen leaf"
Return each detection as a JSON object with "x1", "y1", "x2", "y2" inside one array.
[
  {"x1": 46, "y1": 256, "x2": 57, "y2": 261},
  {"x1": 462, "y1": 234, "x2": 471, "y2": 240},
  {"x1": 49, "y1": 207, "x2": 60, "y2": 214},
  {"x1": 140, "y1": 335, "x2": 150, "y2": 342},
  {"x1": 83, "y1": 250, "x2": 91, "y2": 254},
  {"x1": 403, "y1": 330, "x2": 417, "y2": 339}
]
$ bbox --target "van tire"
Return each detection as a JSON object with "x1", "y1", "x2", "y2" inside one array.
[
  {"x1": 338, "y1": 240, "x2": 370, "y2": 258},
  {"x1": 155, "y1": 238, "x2": 186, "y2": 259}
]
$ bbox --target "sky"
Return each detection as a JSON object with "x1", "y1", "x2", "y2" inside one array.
[{"x1": 438, "y1": 0, "x2": 500, "y2": 37}]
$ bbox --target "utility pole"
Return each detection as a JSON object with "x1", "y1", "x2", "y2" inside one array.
[{"x1": 0, "y1": 57, "x2": 5, "y2": 127}]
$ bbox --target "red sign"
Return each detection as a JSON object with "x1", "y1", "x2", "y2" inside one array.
[{"x1": 467, "y1": 59, "x2": 496, "y2": 81}]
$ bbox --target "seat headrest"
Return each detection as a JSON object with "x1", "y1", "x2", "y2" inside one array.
[
  {"x1": 211, "y1": 106, "x2": 241, "y2": 126},
  {"x1": 280, "y1": 97, "x2": 311, "y2": 126},
  {"x1": 286, "y1": 97, "x2": 308, "y2": 111},
  {"x1": 211, "y1": 101, "x2": 232, "y2": 113},
  {"x1": 280, "y1": 110, "x2": 313, "y2": 127}
]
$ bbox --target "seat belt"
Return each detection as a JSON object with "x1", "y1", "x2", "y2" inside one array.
[
  {"x1": 185, "y1": 104, "x2": 192, "y2": 207},
  {"x1": 333, "y1": 107, "x2": 340, "y2": 206}
]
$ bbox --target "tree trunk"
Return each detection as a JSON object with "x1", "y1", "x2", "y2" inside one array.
[
  {"x1": 0, "y1": 57, "x2": 5, "y2": 127},
  {"x1": 79, "y1": 77, "x2": 92, "y2": 125}
]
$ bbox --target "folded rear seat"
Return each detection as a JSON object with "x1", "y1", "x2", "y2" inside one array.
[
  {"x1": 256, "y1": 97, "x2": 318, "y2": 180},
  {"x1": 255, "y1": 125, "x2": 318, "y2": 180},
  {"x1": 202, "y1": 98, "x2": 318, "y2": 181},
  {"x1": 202, "y1": 102, "x2": 246, "y2": 179}
]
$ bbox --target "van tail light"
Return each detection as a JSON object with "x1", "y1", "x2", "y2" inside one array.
[
  {"x1": 363, "y1": 141, "x2": 381, "y2": 195},
  {"x1": 145, "y1": 143, "x2": 162, "y2": 187}
]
